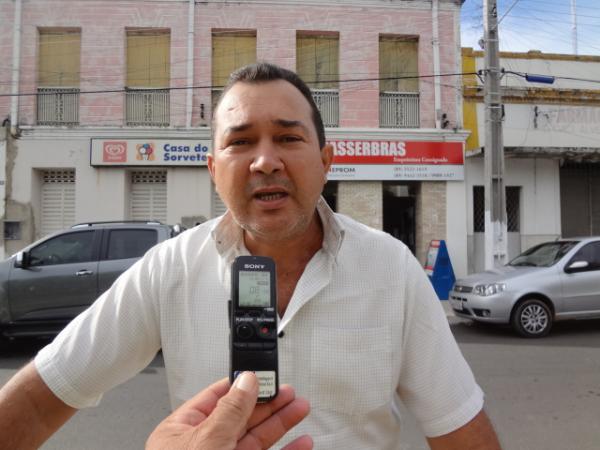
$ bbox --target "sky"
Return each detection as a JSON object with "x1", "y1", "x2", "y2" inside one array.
[{"x1": 461, "y1": 0, "x2": 600, "y2": 55}]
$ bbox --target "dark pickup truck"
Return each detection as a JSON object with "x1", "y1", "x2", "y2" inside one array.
[{"x1": 0, "y1": 221, "x2": 181, "y2": 339}]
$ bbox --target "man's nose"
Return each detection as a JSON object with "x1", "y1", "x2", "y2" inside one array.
[{"x1": 249, "y1": 141, "x2": 284, "y2": 174}]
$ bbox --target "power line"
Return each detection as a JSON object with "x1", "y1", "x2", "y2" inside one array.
[{"x1": 0, "y1": 72, "x2": 475, "y2": 98}]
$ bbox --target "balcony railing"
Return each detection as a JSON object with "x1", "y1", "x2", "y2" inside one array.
[
  {"x1": 37, "y1": 87, "x2": 79, "y2": 125},
  {"x1": 125, "y1": 88, "x2": 170, "y2": 126},
  {"x1": 379, "y1": 91, "x2": 420, "y2": 128},
  {"x1": 312, "y1": 89, "x2": 339, "y2": 128}
]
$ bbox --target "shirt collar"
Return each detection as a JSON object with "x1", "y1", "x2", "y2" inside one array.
[{"x1": 210, "y1": 196, "x2": 345, "y2": 262}]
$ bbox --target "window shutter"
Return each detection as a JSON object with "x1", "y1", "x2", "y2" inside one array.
[
  {"x1": 127, "y1": 31, "x2": 170, "y2": 88},
  {"x1": 38, "y1": 29, "x2": 80, "y2": 87}
]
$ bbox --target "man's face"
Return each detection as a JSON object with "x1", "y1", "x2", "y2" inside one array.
[{"x1": 208, "y1": 79, "x2": 333, "y2": 242}]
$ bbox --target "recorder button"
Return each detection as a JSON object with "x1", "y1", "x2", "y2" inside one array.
[
  {"x1": 248, "y1": 343, "x2": 263, "y2": 349},
  {"x1": 236, "y1": 324, "x2": 253, "y2": 339}
]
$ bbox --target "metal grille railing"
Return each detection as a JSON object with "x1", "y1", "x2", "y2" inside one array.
[
  {"x1": 473, "y1": 186, "x2": 485, "y2": 232},
  {"x1": 37, "y1": 88, "x2": 80, "y2": 125},
  {"x1": 312, "y1": 89, "x2": 339, "y2": 128},
  {"x1": 506, "y1": 186, "x2": 521, "y2": 232},
  {"x1": 379, "y1": 91, "x2": 420, "y2": 128},
  {"x1": 473, "y1": 185, "x2": 521, "y2": 232},
  {"x1": 125, "y1": 88, "x2": 170, "y2": 126}
]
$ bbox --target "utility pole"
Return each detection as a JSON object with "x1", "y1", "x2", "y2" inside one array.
[
  {"x1": 483, "y1": 0, "x2": 507, "y2": 269},
  {"x1": 571, "y1": 0, "x2": 578, "y2": 55}
]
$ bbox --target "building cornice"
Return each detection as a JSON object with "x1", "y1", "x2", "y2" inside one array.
[
  {"x1": 17, "y1": 126, "x2": 469, "y2": 142},
  {"x1": 34, "y1": 0, "x2": 463, "y2": 10},
  {"x1": 203, "y1": 0, "x2": 462, "y2": 11},
  {"x1": 18, "y1": 126, "x2": 213, "y2": 140},
  {"x1": 462, "y1": 47, "x2": 600, "y2": 63},
  {"x1": 463, "y1": 86, "x2": 600, "y2": 106}
]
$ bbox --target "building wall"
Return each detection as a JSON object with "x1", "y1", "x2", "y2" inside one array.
[
  {"x1": 0, "y1": 1, "x2": 14, "y2": 116},
  {"x1": 1, "y1": 1, "x2": 466, "y2": 264},
  {"x1": 415, "y1": 181, "x2": 446, "y2": 264},
  {"x1": 465, "y1": 157, "x2": 561, "y2": 273},
  {"x1": 14, "y1": 1, "x2": 191, "y2": 127},
  {"x1": 337, "y1": 181, "x2": 383, "y2": 230},
  {"x1": 462, "y1": 48, "x2": 600, "y2": 273}
]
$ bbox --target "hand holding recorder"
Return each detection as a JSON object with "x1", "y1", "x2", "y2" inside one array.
[{"x1": 146, "y1": 372, "x2": 311, "y2": 450}]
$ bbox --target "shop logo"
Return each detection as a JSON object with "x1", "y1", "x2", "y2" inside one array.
[
  {"x1": 103, "y1": 141, "x2": 127, "y2": 163},
  {"x1": 136, "y1": 143, "x2": 155, "y2": 161}
]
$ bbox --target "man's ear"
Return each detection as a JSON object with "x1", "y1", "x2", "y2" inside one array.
[
  {"x1": 207, "y1": 153, "x2": 216, "y2": 181},
  {"x1": 321, "y1": 144, "x2": 334, "y2": 182}
]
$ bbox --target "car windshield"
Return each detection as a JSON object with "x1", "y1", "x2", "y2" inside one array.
[{"x1": 508, "y1": 241, "x2": 579, "y2": 268}]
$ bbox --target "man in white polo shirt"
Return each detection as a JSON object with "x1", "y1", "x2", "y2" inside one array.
[{"x1": 0, "y1": 63, "x2": 501, "y2": 449}]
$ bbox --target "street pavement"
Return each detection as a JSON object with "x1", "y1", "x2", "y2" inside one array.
[{"x1": 1, "y1": 302, "x2": 599, "y2": 449}]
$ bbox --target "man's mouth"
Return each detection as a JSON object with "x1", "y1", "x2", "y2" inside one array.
[{"x1": 254, "y1": 192, "x2": 288, "y2": 201}]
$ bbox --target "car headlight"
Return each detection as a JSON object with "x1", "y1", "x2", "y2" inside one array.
[{"x1": 474, "y1": 283, "x2": 506, "y2": 296}]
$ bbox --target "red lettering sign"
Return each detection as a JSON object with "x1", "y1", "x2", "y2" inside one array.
[{"x1": 327, "y1": 140, "x2": 464, "y2": 165}]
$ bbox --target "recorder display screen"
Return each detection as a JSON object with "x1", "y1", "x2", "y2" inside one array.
[{"x1": 238, "y1": 271, "x2": 271, "y2": 307}]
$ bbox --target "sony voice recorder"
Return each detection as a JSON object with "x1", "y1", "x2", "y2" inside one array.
[{"x1": 229, "y1": 255, "x2": 278, "y2": 402}]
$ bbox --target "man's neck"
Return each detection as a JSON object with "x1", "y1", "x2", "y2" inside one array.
[
  {"x1": 243, "y1": 213, "x2": 324, "y2": 264},
  {"x1": 244, "y1": 213, "x2": 324, "y2": 315}
]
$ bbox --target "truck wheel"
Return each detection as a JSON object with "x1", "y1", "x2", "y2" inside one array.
[{"x1": 511, "y1": 299, "x2": 552, "y2": 338}]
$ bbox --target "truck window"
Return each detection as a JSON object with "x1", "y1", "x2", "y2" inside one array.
[
  {"x1": 106, "y1": 229, "x2": 158, "y2": 260},
  {"x1": 29, "y1": 231, "x2": 95, "y2": 266}
]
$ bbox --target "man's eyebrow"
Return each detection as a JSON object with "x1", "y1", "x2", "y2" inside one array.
[
  {"x1": 222, "y1": 123, "x2": 252, "y2": 135},
  {"x1": 273, "y1": 119, "x2": 310, "y2": 133}
]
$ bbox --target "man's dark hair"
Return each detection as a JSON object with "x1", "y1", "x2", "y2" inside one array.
[{"x1": 213, "y1": 62, "x2": 326, "y2": 149}]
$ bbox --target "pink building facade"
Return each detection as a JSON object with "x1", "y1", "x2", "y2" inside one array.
[{"x1": 0, "y1": 0, "x2": 469, "y2": 276}]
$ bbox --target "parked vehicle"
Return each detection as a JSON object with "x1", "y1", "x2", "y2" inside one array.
[
  {"x1": 450, "y1": 237, "x2": 600, "y2": 337},
  {"x1": 0, "y1": 221, "x2": 182, "y2": 339}
]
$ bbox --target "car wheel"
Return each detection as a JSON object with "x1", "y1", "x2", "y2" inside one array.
[{"x1": 511, "y1": 299, "x2": 553, "y2": 338}]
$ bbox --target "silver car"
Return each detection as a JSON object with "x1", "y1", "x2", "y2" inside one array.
[{"x1": 450, "y1": 237, "x2": 600, "y2": 337}]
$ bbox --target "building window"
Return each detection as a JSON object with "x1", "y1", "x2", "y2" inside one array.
[
  {"x1": 506, "y1": 186, "x2": 521, "y2": 232},
  {"x1": 473, "y1": 185, "x2": 521, "y2": 232},
  {"x1": 4, "y1": 221, "x2": 21, "y2": 240},
  {"x1": 37, "y1": 29, "x2": 81, "y2": 125},
  {"x1": 211, "y1": 31, "x2": 256, "y2": 113},
  {"x1": 296, "y1": 33, "x2": 339, "y2": 127},
  {"x1": 41, "y1": 170, "x2": 76, "y2": 237},
  {"x1": 126, "y1": 30, "x2": 170, "y2": 126},
  {"x1": 379, "y1": 36, "x2": 419, "y2": 128},
  {"x1": 130, "y1": 171, "x2": 167, "y2": 223}
]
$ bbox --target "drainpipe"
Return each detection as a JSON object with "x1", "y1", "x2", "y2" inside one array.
[
  {"x1": 432, "y1": 0, "x2": 442, "y2": 129},
  {"x1": 186, "y1": 0, "x2": 195, "y2": 128},
  {"x1": 10, "y1": 0, "x2": 22, "y2": 136}
]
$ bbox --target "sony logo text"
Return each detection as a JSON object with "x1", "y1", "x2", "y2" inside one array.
[{"x1": 244, "y1": 264, "x2": 265, "y2": 269}]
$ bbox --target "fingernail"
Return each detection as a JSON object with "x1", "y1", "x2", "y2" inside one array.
[{"x1": 233, "y1": 372, "x2": 256, "y2": 393}]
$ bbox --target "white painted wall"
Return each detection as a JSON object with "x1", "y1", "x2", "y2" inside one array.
[
  {"x1": 465, "y1": 156, "x2": 561, "y2": 273},
  {"x1": 166, "y1": 167, "x2": 212, "y2": 225},
  {"x1": 11, "y1": 136, "x2": 213, "y2": 240},
  {"x1": 475, "y1": 103, "x2": 600, "y2": 149},
  {"x1": 474, "y1": 56, "x2": 600, "y2": 91}
]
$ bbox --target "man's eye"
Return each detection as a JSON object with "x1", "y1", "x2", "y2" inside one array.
[
  {"x1": 229, "y1": 139, "x2": 249, "y2": 146},
  {"x1": 281, "y1": 135, "x2": 302, "y2": 143}
]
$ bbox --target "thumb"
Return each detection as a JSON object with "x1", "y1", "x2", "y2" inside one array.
[{"x1": 204, "y1": 372, "x2": 259, "y2": 442}]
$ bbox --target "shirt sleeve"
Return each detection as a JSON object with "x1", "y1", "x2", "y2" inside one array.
[
  {"x1": 395, "y1": 252, "x2": 484, "y2": 437},
  {"x1": 34, "y1": 244, "x2": 164, "y2": 409}
]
